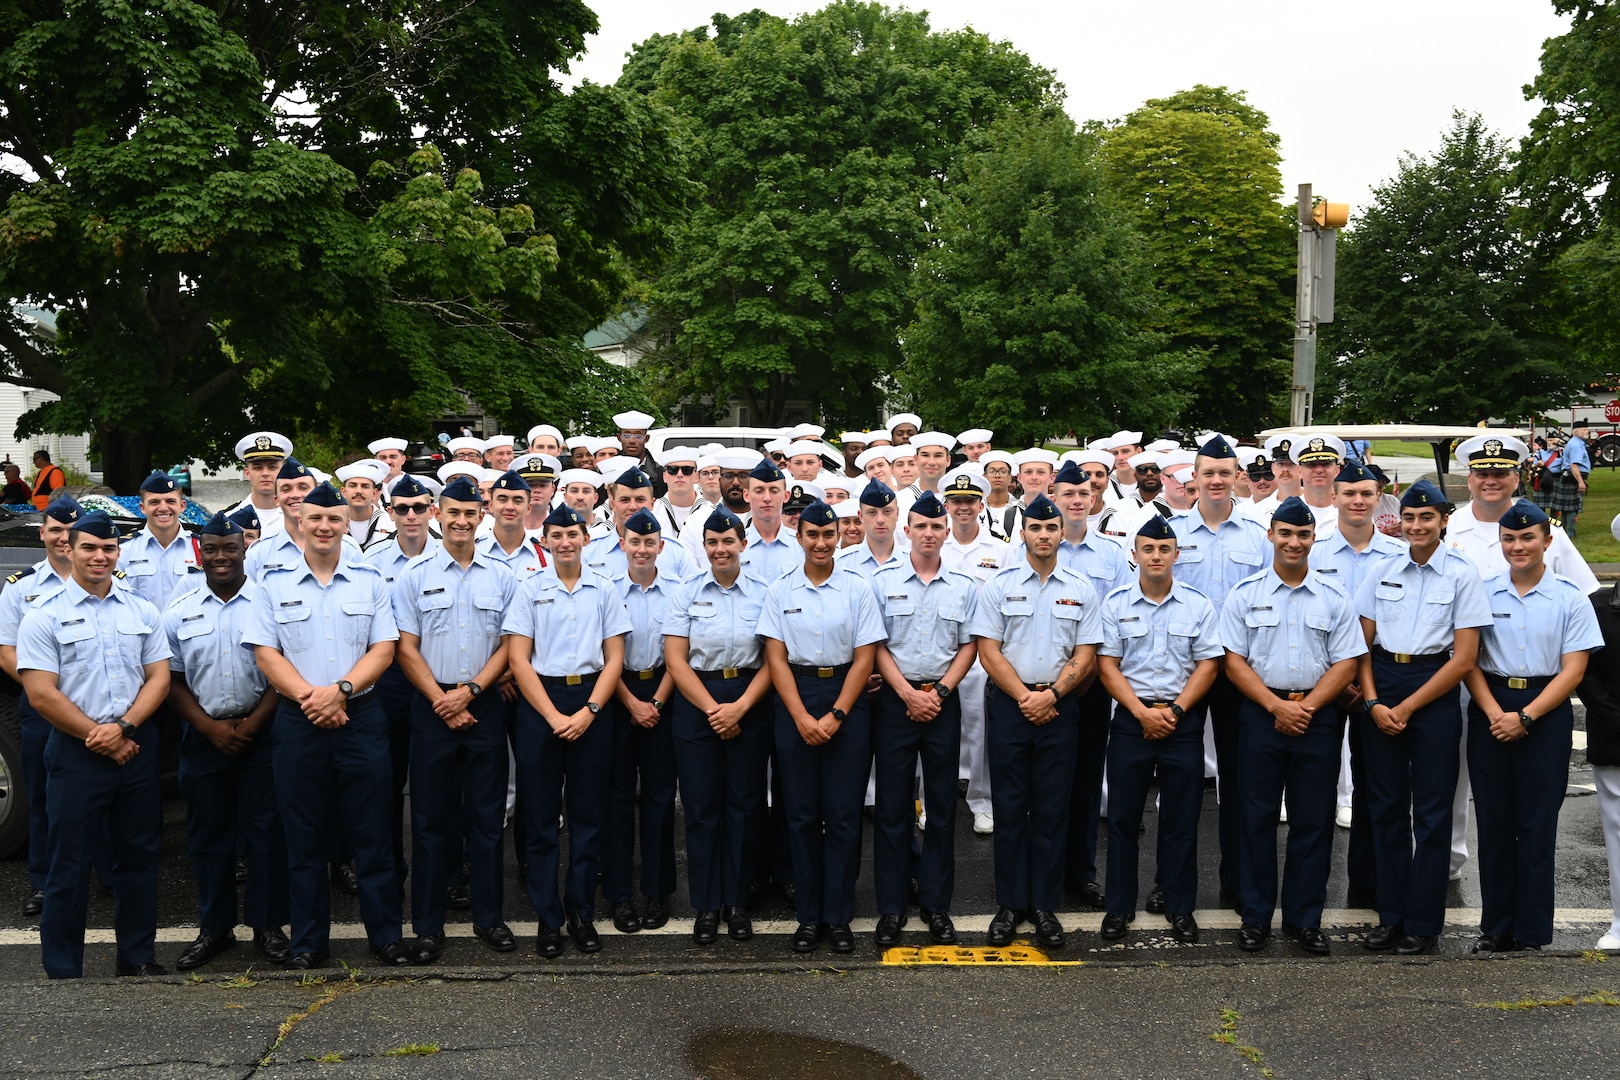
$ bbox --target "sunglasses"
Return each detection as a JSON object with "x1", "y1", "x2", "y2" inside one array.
[
  {"x1": 1248, "y1": 471, "x2": 1275, "y2": 481},
  {"x1": 664, "y1": 464, "x2": 697, "y2": 476},
  {"x1": 1134, "y1": 464, "x2": 1161, "y2": 474},
  {"x1": 391, "y1": 501, "x2": 433, "y2": 516}
]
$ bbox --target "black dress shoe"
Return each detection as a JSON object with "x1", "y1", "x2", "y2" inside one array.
[
  {"x1": 724, "y1": 907, "x2": 754, "y2": 941},
  {"x1": 874, "y1": 913, "x2": 906, "y2": 946},
  {"x1": 471, "y1": 923, "x2": 515, "y2": 952},
  {"x1": 409, "y1": 934, "x2": 445, "y2": 964},
  {"x1": 331, "y1": 862, "x2": 359, "y2": 896},
  {"x1": 254, "y1": 928, "x2": 291, "y2": 964},
  {"x1": 791, "y1": 922, "x2": 820, "y2": 953},
  {"x1": 693, "y1": 910, "x2": 721, "y2": 945},
  {"x1": 176, "y1": 932, "x2": 236, "y2": 970},
  {"x1": 987, "y1": 907, "x2": 1021, "y2": 947},
  {"x1": 21, "y1": 890, "x2": 44, "y2": 917},
  {"x1": 1032, "y1": 910, "x2": 1065, "y2": 949},
  {"x1": 1168, "y1": 913, "x2": 1199, "y2": 944},
  {"x1": 235, "y1": 858, "x2": 249, "y2": 884},
  {"x1": 1393, "y1": 933, "x2": 1438, "y2": 955},
  {"x1": 535, "y1": 925, "x2": 564, "y2": 959},
  {"x1": 1472, "y1": 933, "x2": 1521, "y2": 953},
  {"x1": 1363, "y1": 924, "x2": 1400, "y2": 951},
  {"x1": 446, "y1": 883, "x2": 471, "y2": 911},
  {"x1": 612, "y1": 901, "x2": 641, "y2": 934},
  {"x1": 827, "y1": 924, "x2": 855, "y2": 954},
  {"x1": 924, "y1": 910, "x2": 957, "y2": 945},
  {"x1": 642, "y1": 897, "x2": 671, "y2": 930},
  {"x1": 115, "y1": 961, "x2": 168, "y2": 977},
  {"x1": 372, "y1": 940, "x2": 412, "y2": 966},
  {"x1": 1286, "y1": 925, "x2": 1330, "y2": 955},
  {"x1": 1237, "y1": 924, "x2": 1269, "y2": 952},
  {"x1": 567, "y1": 915, "x2": 602, "y2": 953},
  {"x1": 283, "y1": 951, "x2": 329, "y2": 971},
  {"x1": 1071, "y1": 882, "x2": 1105, "y2": 911},
  {"x1": 1100, "y1": 912, "x2": 1133, "y2": 940},
  {"x1": 1144, "y1": 886, "x2": 1166, "y2": 915}
]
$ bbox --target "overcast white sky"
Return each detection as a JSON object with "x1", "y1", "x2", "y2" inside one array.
[{"x1": 564, "y1": 0, "x2": 1573, "y2": 219}]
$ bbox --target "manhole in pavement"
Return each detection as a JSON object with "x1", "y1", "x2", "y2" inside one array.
[{"x1": 688, "y1": 1028, "x2": 923, "y2": 1079}]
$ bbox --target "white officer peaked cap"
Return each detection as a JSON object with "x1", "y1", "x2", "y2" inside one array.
[
  {"x1": 655, "y1": 445, "x2": 701, "y2": 466},
  {"x1": 1061, "y1": 449, "x2": 1113, "y2": 469},
  {"x1": 565, "y1": 436, "x2": 592, "y2": 450},
  {"x1": 789, "y1": 422, "x2": 826, "y2": 440},
  {"x1": 446, "y1": 436, "x2": 485, "y2": 456},
  {"x1": 956, "y1": 428, "x2": 993, "y2": 445},
  {"x1": 1262, "y1": 433, "x2": 1302, "y2": 461},
  {"x1": 1011, "y1": 448, "x2": 1059, "y2": 468},
  {"x1": 437, "y1": 461, "x2": 482, "y2": 484},
  {"x1": 335, "y1": 458, "x2": 388, "y2": 486},
  {"x1": 910, "y1": 431, "x2": 955, "y2": 450},
  {"x1": 235, "y1": 430, "x2": 292, "y2": 461},
  {"x1": 788, "y1": 479, "x2": 825, "y2": 501},
  {"x1": 1454, "y1": 434, "x2": 1529, "y2": 470},
  {"x1": 714, "y1": 449, "x2": 764, "y2": 471},
  {"x1": 613, "y1": 410, "x2": 656, "y2": 430},
  {"x1": 512, "y1": 453, "x2": 562, "y2": 477},
  {"x1": 943, "y1": 470, "x2": 988, "y2": 497},
  {"x1": 886, "y1": 412, "x2": 923, "y2": 431},
  {"x1": 367, "y1": 437, "x2": 408, "y2": 455},
  {"x1": 786, "y1": 440, "x2": 826, "y2": 459},
  {"x1": 482, "y1": 435, "x2": 517, "y2": 453},
  {"x1": 980, "y1": 450, "x2": 1017, "y2": 468},
  {"x1": 527, "y1": 424, "x2": 564, "y2": 445},
  {"x1": 1235, "y1": 447, "x2": 1265, "y2": 468},
  {"x1": 855, "y1": 447, "x2": 890, "y2": 470},
  {"x1": 559, "y1": 468, "x2": 604, "y2": 488},
  {"x1": 1296, "y1": 433, "x2": 1346, "y2": 464},
  {"x1": 833, "y1": 499, "x2": 861, "y2": 519}
]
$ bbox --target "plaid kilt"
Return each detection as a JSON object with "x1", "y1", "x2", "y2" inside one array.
[{"x1": 1544, "y1": 471, "x2": 1585, "y2": 514}]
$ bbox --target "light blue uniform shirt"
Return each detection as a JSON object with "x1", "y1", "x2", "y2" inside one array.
[
  {"x1": 835, "y1": 540, "x2": 908, "y2": 580},
  {"x1": 1478, "y1": 571, "x2": 1604, "y2": 677},
  {"x1": 1308, "y1": 528, "x2": 1407, "y2": 598},
  {"x1": 757, "y1": 567, "x2": 887, "y2": 666},
  {"x1": 583, "y1": 531, "x2": 697, "y2": 583},
  {"x1": 242, "y1": 560, "x2": 398, "y2": 689},
  {"x1": 1100, "y1": 580, "x2": 1224, "y2": 702},
  {"x1": 164, "y1": 580, "x2": 268, "y2": 717},
  {"x1": 475, "y1": 532, "x2": 549, "y2": 579},
  {"x1": 617, "y1": 574, "x2": 675, "y2": 673},
  {"x1": 392, "y1": 548, "x2": 517, "y2": 685},
  {"x1": 17, "y1": 578, "x2": 170, "y2": 724},
  {"x1": 1354, "y1": 547, "x2": 1492, "y2": 654},
  {"x1": 663, "y1": 571, "x2": 771, "y2": 672},
  {"x1": 244, "y1": 529, "x2": 361, "y2": 580},
  {"x1": 967, "y1": 562, "x2": 1103, "y2": 684},
  {"x1": 1220, "y1": 568, "x2": 1366, "y2": 689},
  {"x1": 1170, "y1": 506, "x2": 1270, "y2": 606},
  {"x1": 870, "y1": 562, "x2": 979, "y2": 681},
  {"x1": 1552, "y1": 434, "x2": 1591, "y2": 474},
  {"x1": 1003, "y1": 531, "x2": 1129, "y2": 601},
  {"x1": 501, "y1": 569, "x2": 632, "y2": 677},
  {"x1": 118, "y1": 527, "x2": 201, "y2": 612},
  {"x1": 0, "y1": 559, "x2": 68, "y2": 647},
  {"x1": 740, "y1": 525, "x2": 801, "y2": 583},
  {"x1": 364, "y1": 536, "x2": 442, "y2": 584}
]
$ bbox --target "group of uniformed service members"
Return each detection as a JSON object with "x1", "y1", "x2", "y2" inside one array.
[{"x1": 8, "y1": 409, "x2": 1619, "y2": 978}]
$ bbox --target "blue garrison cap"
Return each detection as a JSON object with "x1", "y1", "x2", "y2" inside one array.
[
  {"x1": 1024, "y1": 494, "x2": 1061, "y2": 521},
  {"x1": 749, "y1": 459, "x2": 785, "y2": 484},
  {"x1": 391, "y1": 475, "x2": 430, "y2": 500},
  {"x1": 614, "y1": 466, "x2": 652, "y2": 490},
  {"x1": 860, "y1": 479, "x2": 896, "y2": 508},
  {"x1": 1136, "y1": 515, "x2": 1175, "y2": 541},
  {"x1": 301, "y1": 481, "x2": 346, "y2": 508},
  {"x1": 1196, "y1": 436, "x2": 1236, "y2": 460},
  {"x1": 1501, "y1": 498, "x2": 1550, "y2": 530},
  {"x1": 1272, "y1": 496, "x2": 1315, "y2": 527},
  {"x1": 1400, "y1": 478, "x2": 1447, "y2": 509},
  {"x1": 543, "y1": 503, "x2": 590, "y2": 530},
  {"x1": 624, "y1": 507, "x2": 662, "y2": 535},
  {"x1": 276, "y1": 456, "x2": 312, "y2": 481},
  {"x1": 703, "y1": 506, "x2": 745, "y2": 535},
  {"x1": 198, "y1": 510, "x2": 241, "y2": 537},
  {"x1": 69, "y1": 510, "x2": 119, "y2": 540},
  {"x1": 440, "y1": 476, "x2": 480, "y2": 503},
  {"x1": 798, "y1": 500, "x2": 837, "y2": 527},
  {"x1": 43, "y1": 495, "x2": 82, "y2": 525},
  {"x1": 139, "y1": 470, "x2": 178, "y2": 494},
  {"x1": 1053, "y1": 460, "x2": 1088, "y2": 487},
  {"x1": 910, "y1": 491, "x2": 945, "y2": 518},
  {"x1": 226, "y1": 505, "x2": 261, "y2": 532},
  {"x1": 491, "y1": 470, "x2": 530, "y2": 493},
  {"x1": 1335, "y1": 461, "x2": 1377, "y2": 485}
]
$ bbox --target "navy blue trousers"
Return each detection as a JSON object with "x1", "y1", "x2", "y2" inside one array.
[
  {"x1": 774, "y1": 674, "x2": 872, "y2": 926},
  {"x1": 179, "y1": 723, "x2": 289, "y2": 937},
  {"x1": 987, "y1": 684, "x2": 1079, "y2": 913},
  {"x1": 603, "y1": 676, "x2": 678, "y2": 903},
  {"x1": 20, "y1": 694, "x2": 49, "y2": 890},
  {"x1": 514, "y1": 680, "x2": 611, "y2": 928},
  {"x1": 1065, "y1": 681, "x2": 1112, "y2": 891},
  {"x1": 873, "y1": 684, "x2": 961, "y2": 916},
  {"x1": 670, "y1": 675, "x2": 770, "y2": 912},
  {"x1": 409, "y1": 687, "x2": 508, "y2": 936},
  {"x1": 1346, "y1": 713, "x2": 1377, "y2": 897},
  {"x1": 1361, "y1": 655, "x2": 1460, "y2": 937},
  {"x1": 1467, "y1": 685, "x2": 1571, "y2": 948},
  {"x1": 374, "y1": 664, "x2": 414, "y2": 885},
  {"x1": 1207, "y1": 673, "x2": 1244, "y2": 898},
  {"x1": 1238, "y1": 698, "x2": 1345, "y2": 930},
  {"x1": 273, "y1": 694, "x2": 400, "y2": 955},
  {"x1": 1105, "y1": 704, "x2": 1205, "y2": 918},
  {"x1": 41, "y1": 723, "x2": 160, "y2": 979}
]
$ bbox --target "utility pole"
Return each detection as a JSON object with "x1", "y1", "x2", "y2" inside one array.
[{"x1": 1290, "y1": 184, "x2": 1346, "y2": 427}]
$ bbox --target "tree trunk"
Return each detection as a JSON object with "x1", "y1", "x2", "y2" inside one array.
[{"x1": 95, "y1": 424, "x2": 159, "y2": 495}]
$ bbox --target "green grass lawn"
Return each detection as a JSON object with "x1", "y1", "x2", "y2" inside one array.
[{"x1": 1569, "y1": 465, "x2": 1620, "y2": 564}]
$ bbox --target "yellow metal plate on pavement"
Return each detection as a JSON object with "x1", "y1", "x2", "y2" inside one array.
[{"x1": 881, "y1": 944, "x2": 1084, "y2": 966}]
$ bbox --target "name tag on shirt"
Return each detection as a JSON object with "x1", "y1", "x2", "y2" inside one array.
[
  {"x1": 1251, "y1": 605, "x2": 1272, "y2": 612},
  {"x1": 1493, "y1": 612, "x2": 1511, "y2": 618},
  {"x1": 182, "y1": 614, "x2": 204, "y2": 623},
  {"x1": 279, "y1": 600, "x2": 303, "y2": 608},
  {"x1": 534, "y1": 598, "x2": 554, "y2": 605},
  {"x1": 1379, "y1": 581, "x2": 1403, "y2": 589},
  {"x1": 1055, "y1": 598, "x2": 1082, "y2": 607},
  {"x1": 1119, "y1": 616, "x2": 1140, "y2": 623},
  {"x1": 423, "y1": 587, "x2": 445, "y2": 595},
  {"x1": 783, "y1": 608, "x2": 802, "y2": 614},
  {"x1": 692, "y1": 600, "x2": 713, "y2": 607},
  {"x1": 62, "y1": 617, "x2": 84, "y2": 627}
]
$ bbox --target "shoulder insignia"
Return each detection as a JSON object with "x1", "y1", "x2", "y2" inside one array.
[
  {"x1": 187, "y1": 565, "x2": 203, "y2": 573},
  {"x1": 113, "y1": 570, "x2": 127, "y2": 579},
  {"x1": 6, "y1": 566, "x2": 36, "y2": 584}
]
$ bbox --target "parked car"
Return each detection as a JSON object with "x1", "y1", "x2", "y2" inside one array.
[{"x1": 405, "y1": 441, "x2": 446, "y2": 475}]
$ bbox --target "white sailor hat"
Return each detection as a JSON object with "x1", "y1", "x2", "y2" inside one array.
[
  {"x1": 367, "y1": 437, "x2": 408, "y2": 455},
  {"x1": 1060, "y1": 448, "x2": 1113, "y2": 469},
  {"x1": 1127, "y1": 450, "x2": 1164, "y2": 470},
  {"x1": 1101, "y1": 429, "x2": 1144, "y2": 449},
  {"x1": 655, "y1": 445, "x2": 701, "y2": 466},
  {"x1": 482, "y1": 435, "x2": 517, "y2": 453},
  {"x1": 1160, "y1": 450, "x2": 1197, "y2": 471},
  {"x1": 785, "y1": 440, "x2": 826, "y2": 460},
  {"x1": 887, "y1": 412, "x2": 923, "y2": 431},
  {"x1": 838, "y1": 431, "x2": 870, "y2": 445},
  {"x1": 1168, "y1": 463, "x2": 1196, "y2": 484},
  {"x1": 565, "y1": 436, "x2": 592, "y2": 451},
  {"x1": 335, "y1": 458, "x2": 388, "y2": 486},
  {"x1": 714, "y1": 449, "x2": 763, "y2": 471},
  {"x1": 527, "y1": 424, "x2": 564, "y2": 445},
  {"x1": 1143, "y1": 438, "x2": 1179, "y2": 454},
  {"x1": 696, "y1": 455, "x2": 719, "y2": 472},
  {"x1": 587, "y1": 436, "x2": 623, "y2": 455},
  {"x1": 817, "y1": 471, "x2": 852, "y2": 495},
  {"x1": 446, "y1": 436, "x2": 485, "y2": 456},
  {"x1": 832, "y1": 499, "x2": 861, "y2": 520},
  {"x1": 956, "y1": 428, "x2": 993, "y2": 446},
  {"x1": 1011, "y1": 448, "x2": 1060, "y2": 468},
  {"x1": 980, "y1": 450, "x2": 1017, "y2": 469},
  {"x1": 763, "y1": 437, "x2": 792, "y2": 454},
  {"x1": 789, "y1": 422, "x2": 826, "y2": 440},
  {"x1": 558, "y1": 468, "x2": 604, "y2": 488},
  {"x1": 596, "y1": 456, "x2": 638, "y2": 482},
  {"x1": 235, "y1": 431, "x2": 292, "y2": 462},
  {"x1": 478, "y1": 468, "x2": 505, "y2": 483},
  {"x1": 1454, "y1": 434, "x2": 1528, "y2": 471},
  {"x1": 612, "y1": 410, "x2": 657, "y2": 430},
  {"x1": 437, "y1": 461, "x2": 482, "y2": 484},
  {"x1": 855, "y1": 447, "x2": 890, "y2": 470},
  {"x1": 886, "y1": 444, "x2": 917, "y2": 461},
  {"x1": 910, "y1": 431, "x2": 955, "y2": 450}
]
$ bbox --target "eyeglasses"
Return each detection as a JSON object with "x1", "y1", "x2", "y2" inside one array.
[
  {"x1": 1133, "y1": 465, "x2": 1161, "y2": 474},
  {"x1": 391, "y1": 501, "x2": 432, "y2": 516},
  {"x1": 664, "y1": 464, "x2": 697, "y2": 476},
  {"x1": 720, "y1": 470, "x2": 749, "y2": 481}
]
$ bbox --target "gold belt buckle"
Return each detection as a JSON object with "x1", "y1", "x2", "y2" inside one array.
[
  {"x1": 918, "y1": 682, "x2": 936, "y2": 692},
  {"x1": 722, "y1": 667, "x2": 740, "y2": 679},
  {"x1": 1393, "y1": 652, "x2": 1412, "y2": 664},
  {"x1": 817, "y1": 666, "x2": 835, "y2": 678},
  {"x1": 1287, "y1": 692, "x2": 1306, "y2": 702},
  {"x1": 637, "y1": 669, "x2": 656, "y2": 681},
  {"x1": 1507, "y1": 677, "x2": 1528, "y2": 690},
  {"x1": 565, "y1": 674, "x2": 583, "y2": 686}
]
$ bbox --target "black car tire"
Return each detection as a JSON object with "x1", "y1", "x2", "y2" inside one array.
[
  {"x1": 0, "y1": 692, "x2": 26, "y2": 860},
  {"x1": 1594, "y1": 435, "x2": 1620, "y2": 469}
]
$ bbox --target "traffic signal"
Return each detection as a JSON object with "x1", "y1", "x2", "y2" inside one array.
[{"x1": 1313, "y1": 201, "x2": 1349, "y2": 229}]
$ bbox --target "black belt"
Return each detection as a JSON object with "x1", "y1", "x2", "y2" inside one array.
[
  {"x1": 1484, "y1": 672, "x2": 1555, "y2": 691},
  {"x1": 904, "y1": 677, "x2": 943, "y2": 691},
  {"x1": 693, "y1": 666, "x2": 757, "y2": 681},
  {"x1": 790, "y1": 662, "x2": 852, "y2": 679},
  {"x1": 1266, "y1": 687, "x2": 1313, "y2": 701},
  {"x1": 624, "y1": 665, "x2": 666, "y2": 682},
  {"x1": 1022, "y1": 681, "x2": 1057, "y2": 693},
  {"x1": 539, "y1": 672, "x2": 600, "y2": 688},
  {"x1": 1373, "y1": 644, "x2": 1450, "y2": 665}
]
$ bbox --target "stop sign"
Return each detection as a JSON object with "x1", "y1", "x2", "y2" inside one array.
[{"x1": 1606, "y1": 400, "x2": 1620, "y2": 422}]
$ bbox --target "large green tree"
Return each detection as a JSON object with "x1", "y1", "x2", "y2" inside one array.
[
  {"x1": 1319, "y1": 113, "x2": 1579, "y2": 424},
  {"x1": 1099, "y1": 85, "x2": 1294, "y2": 435},
  {"x1": 622, "y1": 2, "x2": 1059, "y2": 429},
  {"x1": 902, "y1": 113, "x2": 1188, "y2": 446},
  {"x1": 0, "y1": 0, "x2": 685, "y2": 490}
]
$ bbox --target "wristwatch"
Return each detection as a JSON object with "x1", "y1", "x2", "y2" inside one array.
[
  {"x1": 652, "y1": 698, "x2": 666, "y2": 711},
  {"x1": 116, "y1": 719, "x2": 136, "y2": 737},
  {"x1": 831, "y1": 707, "x2": 848, "y2": 723},
  {"x1": 336, "y1": 680, "x2": 354, "y2": 698},
  {"x1": 1517, "y1": 709, "x2": 1534, "y2": 729},
  {"x1": 461, "y1": 681, "x2": 483, "y2": 698},
  {"x1": 934, "y1": 684, "x2": 953, "y2": 700},
  {"x1": 1363, "y1": 698, "x2": 1384, "y2": 713},
  {"x1": 585, "y1": 701, "x2": 601, "y2": 715},
  {"x1": 1168, "y1": 703, "x2": 1186, "y2": 721}
]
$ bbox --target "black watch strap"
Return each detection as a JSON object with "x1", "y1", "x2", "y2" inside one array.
[
  {"x1": 1168, "y1": 703, "x2": 1185, "y2": 720},
  {"x1": 831, "y1": 707, "x2": 848, "y2": 723}
]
